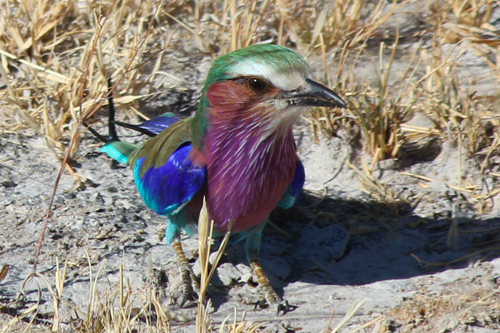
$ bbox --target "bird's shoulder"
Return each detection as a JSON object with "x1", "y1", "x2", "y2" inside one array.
[{"x1": 130, "y1": 117, "x2": 193, "y2": 177}]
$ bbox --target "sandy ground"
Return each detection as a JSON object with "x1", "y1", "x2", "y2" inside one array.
[
  {"x1": 2, "y1": 4, "x2": 500, "y2": 331},
  {"x1": 1, "y1": 118, "x2": 500, "y2": 332}
]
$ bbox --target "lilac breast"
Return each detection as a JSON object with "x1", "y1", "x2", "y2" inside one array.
[{"x1": 203, "y1": 123, "x2": 297, "y2": 233}]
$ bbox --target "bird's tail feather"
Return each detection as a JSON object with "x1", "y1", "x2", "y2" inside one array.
[
  {"x1": 99, "y1": 78, "x2": 138, "y2": 164},
  {"x1": 87, "y1": 78, "x2": 180, "y2": 164},
  {"x1": 100, "y1": 111, "x2": 180, "y2": 164},
  {"x1": 100, "y1": 141, "x2": 137, "y2": 164},
  {"x1": 106, "y1": 77, "x2": 120, "y2": 142},
  {"x1": 84, "y1": 77, "x2": 119, "y2": 143}
]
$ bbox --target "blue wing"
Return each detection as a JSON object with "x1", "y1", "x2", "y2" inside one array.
[
  {"x1": 133, "y1": 144, "x2": 205, "y2": 216},
  {"x1": 114, "y1": 112, "x2": 180, "y2": 137},
  {"x1": 277, "y1": 160, "x2": 305, "y2": 209},
  {"x1": 136, "y1": 113, "x2": 179, "y2": 136}
]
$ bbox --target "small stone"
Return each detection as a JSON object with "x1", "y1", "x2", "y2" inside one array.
[
  {"x1": 239, "y1": 273, "x2": 253, "y2": 283},
  {"x1": 192, "y1": 257, "x2": 201, "y2": 277},
  {"x1": 1, "y1": 180, "x2": 16, "y2": 188},
  {"x1": 214, "y1": 262, "x2": 241, "y2": 287},
  {"x1": 209, "y1": 252, "x2": 218, "y2": 266},
  {"x1": 235, "y1": 263, "x2": 252, "y2": 275},
  {"x1": 192, "y1": 252, "x2": 225, "y2": 278},
  {"x1": 377, "y1": 158, "x2": 397, "y2": 170},
  {"x1": 428, "y1": 180, "x2": 448, "y2": 193},
  {"x1": 262, "y1": 257, "x2": 290, "y2": 280}
]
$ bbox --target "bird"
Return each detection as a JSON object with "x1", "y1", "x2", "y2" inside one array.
[{"x1": 93, "y1": 44, "x2": 347, "y2": 309}]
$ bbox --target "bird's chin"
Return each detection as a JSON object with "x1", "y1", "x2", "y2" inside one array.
[
  {"x1": 272, "y1": 99, "x2": 309, "y2": 116},
  {"x1": 270, "y1": 106, "x2": 306, "y2": 132},
  {"x1": 253, "y1": 101, "x2": 306, "y2": 134}
]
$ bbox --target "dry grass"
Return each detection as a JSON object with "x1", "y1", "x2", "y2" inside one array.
[
  {"x1": 305, "y1": 0, "x2": 500, "y2": 218},
  {"x1": 0, "y1": 0, "x2": 402, "y2": 163},
  {"x1": 0, "y1": 0, "x2": 175, "y2": 166},
  {"x1": 323, "y1": 0, "x2": 500, "y2": 161},
  {"x1": 1, "y1": 0, "x2": 499, "y2": 170},
  {"x1": 196, "y1": 199, "x2": 232, "y2": 332},
  {"x1": 389, "y1": 276, "x2": 500, "y2": 332},
  {"x1": 1, "y1": 253, "x2": 176, "y2": 333},
  {"x1": 3, "y1": 0, "x2": 498, "y2": 183}
]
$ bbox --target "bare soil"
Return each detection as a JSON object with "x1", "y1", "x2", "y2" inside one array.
[{"x1": 1, "y1": 114, "x2": 500, "y2": 332}]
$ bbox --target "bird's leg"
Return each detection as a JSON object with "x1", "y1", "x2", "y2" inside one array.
[
  {"x1": 245, "y1": 227, "x2": 281, "y2": 305},
  {"x1": 166, "y1": 217, "x2": 198, "y2": 308},
  {"x1": 249, "y1": 258, "x2": 281, "y2": 304},
  {"x1": 246, "y1": 224, "x2": 297, "y2": 315},
  {"x1": 171, "y1": 236, "x2": 198, "y2": 307},
  {"x1": 189, "y1": 266, "x2": 200, "y2": 294}
]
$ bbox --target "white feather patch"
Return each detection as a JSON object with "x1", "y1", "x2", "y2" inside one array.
[{"x1": 231, "y1": 59, "x2": 308, "y2": 91}]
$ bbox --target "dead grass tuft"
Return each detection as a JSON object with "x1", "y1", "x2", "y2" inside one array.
[
  {"x1": 1, "y1": 253, "x2": 177, "y2": 333},
  {"x1": 389, "y1": 278, "x2": 500, "y2": 332},
  {"x1": 0, "y1": 0, "x2": 175, "y2": 164},
  {"x1": 2, "y1": 0, "x2": 500, "y2": 176}
]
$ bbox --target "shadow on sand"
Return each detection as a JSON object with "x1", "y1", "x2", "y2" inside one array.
[{"x1": 207, "y1": 189, "x2": 500, "y2": 309}]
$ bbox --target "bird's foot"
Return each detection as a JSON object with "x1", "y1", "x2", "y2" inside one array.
[
  {"x1": 252, "y1": 295, "x2": 297, "y2": 316},
  {"x1": 276, "y1": 300, "x2": 297, "y2": 316},
  {"x1": 178, "y1": 268, "x2": 200, "y2": 308},
  {"x1": 253, "y1": 295, "x2": 269, "y2": 310},
  {"x1": 178, "y1": 290, "x2": 198, "y2": 308}
]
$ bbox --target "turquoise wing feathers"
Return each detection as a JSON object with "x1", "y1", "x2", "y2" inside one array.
[
  {"x1": 100, "y1": 141, "x2": 138, "y2": 164},
  {"x1": 99, "y1": 113, "x2": 206, "y2": 217},
  {"x1": 133, "y1": 143, "x2": 205, "y2": 216},
  {"x1": 277, "y1": 160, "x2": 305, "y2": 209}
]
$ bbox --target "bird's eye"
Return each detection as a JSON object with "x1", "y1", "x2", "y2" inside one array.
[{"x1": 247, "y1": 77, "x2": 268, "y2": 93}]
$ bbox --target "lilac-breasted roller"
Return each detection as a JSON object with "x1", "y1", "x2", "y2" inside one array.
[{"x1": 97, "y1": 44, "x2": 347, "y2": 308}]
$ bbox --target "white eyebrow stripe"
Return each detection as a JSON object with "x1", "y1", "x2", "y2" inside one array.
[{"x1": 230, "y1": 59, "x2": 308, "y2": 91}]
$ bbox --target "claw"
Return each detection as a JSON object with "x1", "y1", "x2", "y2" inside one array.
[
  {"x1": 178, "y1": 267, "x2": 200, "y2": 308},
  {"x1": 253, "y1": 296, "x2": 269, "y2": 310},
  {"x1": 179, "y1": 291, "x2": 198, "y2": 308},
  {"x1": 276, "y1": 300, "x2": 297, "y2": 316}
]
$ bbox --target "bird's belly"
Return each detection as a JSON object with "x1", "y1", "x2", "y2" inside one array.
[{"x1": 206, "y1": 164, "x2": 294, "y2": 234}]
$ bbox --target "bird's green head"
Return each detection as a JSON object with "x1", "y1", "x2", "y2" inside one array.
[
  {"x1": 191, "y1": 44, "x2": 346, "y2": 148},
  {"x1": 204, "y1": 44, "x2": 310, "y2": 92}
]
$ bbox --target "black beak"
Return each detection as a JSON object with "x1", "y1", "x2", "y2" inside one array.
[{"x1": 284, "y1": 78, "x2": 347, "y2": 108}]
